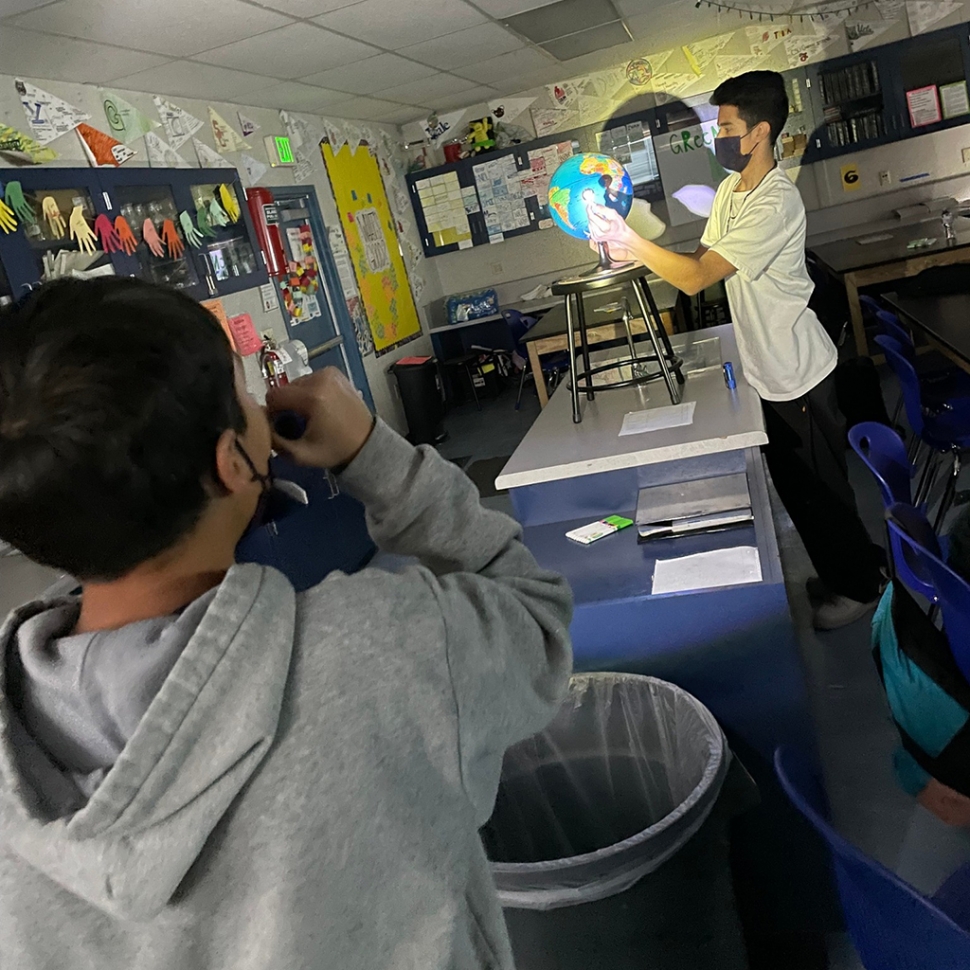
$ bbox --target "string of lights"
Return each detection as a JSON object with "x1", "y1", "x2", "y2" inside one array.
[{"x1": 692, "y1": 0, "x2": 878, "y2": 22}]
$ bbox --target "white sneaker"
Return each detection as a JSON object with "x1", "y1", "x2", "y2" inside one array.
[{"x1": 812, "y1": 593, "x2": 879, "y2": 631}]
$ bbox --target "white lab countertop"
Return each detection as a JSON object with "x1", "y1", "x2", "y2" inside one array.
[{"x1": 495, "y1": 324, "x2": 767, "y2": 490}]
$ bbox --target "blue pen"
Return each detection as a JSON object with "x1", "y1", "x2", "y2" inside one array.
[{"x1": 723, "y1": 361, "x2": 737, "y2": 390}]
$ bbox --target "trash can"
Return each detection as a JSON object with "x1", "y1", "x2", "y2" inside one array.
[
  {"x1": 390, "y1": 357, "x2": 444, "y2": 445},
  {"x1": 482, "y1": 673, "x2": 755, "y2": 970}
]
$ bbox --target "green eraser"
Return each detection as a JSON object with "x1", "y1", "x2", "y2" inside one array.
[{"x1": 604, "y1": 515, "x2": 634, "y2": 529}]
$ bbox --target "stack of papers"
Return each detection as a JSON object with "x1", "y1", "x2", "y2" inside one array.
[
  {"x1": 652, "y1": 546, "x2": 763, "y2": 595},
  {"x1": 636, "y1": 472, "x2": 752, "y2": 541}
]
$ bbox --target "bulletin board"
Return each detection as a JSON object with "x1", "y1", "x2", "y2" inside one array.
[{"x1": 322, "y1": 139, "x2": 421, "y2": 355}]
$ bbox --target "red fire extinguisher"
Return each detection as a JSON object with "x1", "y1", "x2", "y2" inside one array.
[{"x1": 245, "y1": 186, "x2": 287, "y2": 279}]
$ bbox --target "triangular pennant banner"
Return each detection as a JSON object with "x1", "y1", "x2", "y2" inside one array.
[
  {"x1": 421, "y1": 108, "x2": 465, "y2": 145},
  {"x1": 323, "y1": 120, "x2": 346, "y2": 153},
  {"x1": 906, "y1": 0, "x2": 962, "y2": 35},
  {"x1": 76, "y1": 123, "x2": 135, "y2": 166},
  {"x1": 193, "y1": 137, "x2": 233, "y2": 169},
  {"x1": 345, "y1": 126, "x2": 362, "y2": 156},
  {"x1": 237, "y1": 112, "x2": 259, "y2": 137},
  {"x1": 144, "y1": 131, "x2": 191, "y2": 168},
  {"x1": 153, "y1": 96, "x2": 203, "y2": 149},
  {"x1": 100, "y1": 89, "x2": 157, "y2": 143},
  {"x1": 488, "y1": 97, "x2": 536, "y2": 125},
  {"x1": 240, "y1": 152, "x2": 268, "y2": 186},
  {"x1": 846, "y1": 18, "x2": 897, "y2": 51},
  {"x1": 0, "y1": 123, "x2": 58, "y2": 163},
  {"x1": 15, "y1": 79, "x2": 89, "y2": 145},
  {"x1": 209, "y1": 108, "x2": 247, "y2": 153}
]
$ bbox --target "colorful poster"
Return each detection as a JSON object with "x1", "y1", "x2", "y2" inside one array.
[
  {"x1": 907, "y1": 85, "x2": 942, "y2": 127},
  {"x1": 209, "y1": 108, "x2": 247, "y2": 153},
  {"x1": 100, "y1": 89, "x2": 158, "y2": 143},
  {"x1": 193, "y1": 138, "x2": 233, "y2": 168},
  {"x1": 237, "y1": 112, "x2": 259, "y2": 137},
  {"x1": 328, "y1": 225, "x2": 374, "y2": 358},
  {"x1": 153, "y1": 96, "x2": 203, "y2": 150},
  {"x1": 76, "y1": 123, "x2": 135, "y2": 166},
  {"x1": 0, "y1": 123, "x2": 58, "y2": 163},
  {"x1": 144, "y1": 131, "x2": 191, "y2": 168},
  {"x1": 322, "y1": 140, "x2": 422, "y2": 355},
  {"x1": 15, "y1": 79, "x2": 89, "y2": 145}
]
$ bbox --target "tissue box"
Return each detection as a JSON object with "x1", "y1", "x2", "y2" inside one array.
[{"x1": 446, "y1": 289, "x2": 499, "y2": 325}]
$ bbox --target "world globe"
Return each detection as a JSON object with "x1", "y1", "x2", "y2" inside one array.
[{"x1": 547, "y1": 153, "x2": 634, "y2": 240}]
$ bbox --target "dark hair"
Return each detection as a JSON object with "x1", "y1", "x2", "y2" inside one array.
[
  {"x1": 0, "y1": 278, "x2": 245, "y2": 580},
  {"x1": 710, "y1": 70, "x2": 789, "y2": 145}
]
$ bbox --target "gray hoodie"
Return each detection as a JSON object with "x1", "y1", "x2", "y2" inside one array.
[{"x1": 0, "y1": 420, "x2": 573, "y2": 970}]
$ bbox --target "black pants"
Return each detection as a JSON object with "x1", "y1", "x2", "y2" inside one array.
[{"x1": 762, "y1": 374, "x2": 884, "y2": 603}]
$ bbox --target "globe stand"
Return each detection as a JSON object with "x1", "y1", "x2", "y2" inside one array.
[
  {"x1": 578, "y1": 241, "x2": 635, "y2": 280},
  {"x1": 551, "y1": 263, "x2": 685, "y2": 425}
]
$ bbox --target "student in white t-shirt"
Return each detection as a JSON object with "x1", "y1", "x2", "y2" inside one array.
[{"x1": 589, "y1": 70, "x2": 884, "y2": 630}]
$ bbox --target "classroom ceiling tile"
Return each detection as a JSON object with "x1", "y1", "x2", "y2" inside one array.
[
  {"x1": 431, "y1": 85, "x2": 500, "y2": 112},
  {"x1": 470, "y1": 0, "x2": 560, "y2": 16},
  {"x1": 236, "y1": 80, "x2": 350, "y2": 111},
  {"x1": 0, "y1": 25, "x2": 171, "y2": 84},
  {"x1": 110, "y1": 60, "x2": 273, "y2": 102},
  {"x1": 397, "y1": 23, "x2": 524, "y2": 71},
  {"x1": 300, "y1": 53, "x2": 437, "y2": 94},
  {"x1": 313, "y1": 0, "x2": 487, "y2": 51},
  {"x1": 9, "y1": 0, "x2": 295, "y2": 57},
  {"x1": 195, "y1": 22, "x2": 380, "y2": 78},
  {"x1": 454, "y1": 47, "x2": 555, "y2": 85},
  {"x1": 375, "y1": 103, "x2": 432, "y2": 125},
  {"x1": 0, "y1": 0, "x2": 62, "y2": 16},
  {"x1": 542, "y1": 21, "x2": 632, "y2": 60},
  {"x1": 371, "y1": 72, "x2": 481, "y2": 107},
  {"x1": 250, "y1": 0, "x2": 363, "y2": 15},
  {"x1": 485, "y1": 69, "x2": 555, "y2": 95},
  {"x1": 329, "y1": 96, "x2": 424, "y2": 121}
]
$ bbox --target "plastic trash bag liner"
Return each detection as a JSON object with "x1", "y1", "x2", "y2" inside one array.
[{"x1": 482, "y1": 673, "x2": 731, "y2": 911}]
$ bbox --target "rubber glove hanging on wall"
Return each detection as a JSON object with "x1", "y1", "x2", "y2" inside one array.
[
  {"x1": 114, "y1": 216, "x2": 138, "y2": 255},
  {"x1": 179, "y1": 211, "x2": 204, "y2": 248},
  {"x1": 69, "y1": 206, "x2": 98, "y2": 255},
  {"x1": 5, "y1": 182, "x2": 34, "y2": 224},
  {"x1": 161, "y1": 218, "x2": 185, "y2": 258},
  {"x1": 93, "y1": 214, "x2": 121, "y2": 253},
  {"x1": 142, "y1": 219, "x2": 165, "y2": 257},
  {"x1": 0, "y1": 184, "x2": 17, "y2": 234},
  {"x1": 41, "y1": 197, "x2": 65, "y2": 238}
]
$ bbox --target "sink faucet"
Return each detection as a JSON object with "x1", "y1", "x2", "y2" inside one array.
[{"x1": 942, "y1": 205, "x2": 970, "y2": 243}]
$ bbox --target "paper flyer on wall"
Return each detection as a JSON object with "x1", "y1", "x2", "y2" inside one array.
[
  {"x1": 100, "y1": 89, "x2": 158, "y2": 143},
  {"x1": 209, "y1": 108, "x2": 247, "y2": 153},
  {"x1": 323, "y1": 120, "x2": 346, "y2": 153},
  {"x1": 0, "y1": 123, "x2": 58, "y2": 163},
  {"x1": 15, "y1": 79, "x2": 89, "y2": 145},
  {"x1": 144, "y1": 130, "x2": 191, "y2": 168},
  {"x1": 488, "y1": 97, "x2": 536, "y2": 125},
  {"x1": 746, "y1": 24, "x2": 792, "y2": 56},
  {"x1": 237, "y1": 112, "x2": 259, "y2": 137},
  {"x1": 785, "y1": 28, "x2": 841, "y2": 68},
  {"x1": 76, "y1": 123, "x2": 135, "y2": 166},
  {"x1": 193, "y1": 138, "x2": 233, "y2": 168},
  {"x1": 421, "y1": 108, "x2": 465, "y2": 146},
  {"x1": 683, "y1": 34, "x2": 734, "y2": 76},
  {"x1": 846, "y1": 18, "x2": 897, "y2": 51},
  {"x1": 328, "y1": 226, "x2": 374, "y2": 358},
  {"x1": 240, "y1": 153, "x2": 268, "y2": 186},
  {"x1": 153, "y1": 97, "x2": 203, "y2": 149},
  {"x1": 906, "y1": 0, "x2": 962, "y2": 35},
  {"x1": 531, "y1": 106, "x2": 579, "y2": 138}
]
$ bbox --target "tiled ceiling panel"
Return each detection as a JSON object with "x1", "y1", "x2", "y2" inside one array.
[
  {"x1": 455, "y1": 47, "x2": 556, "y2": 86},
  {"x1": 371, "y1": 72, "x2": 481, "y2": 107},
  {"x1": 109, "y1": 61, "x2": 274, "y2": 102},
  {"x1": 300, "y1": 52, "x2": 437, "y2": 94},
  {"x1": 313, "y1": 0, "x2": 487, "y2": 50},
  {"x1": 10, "y1": 0, "x2": 294, "y2": 57},
  {"x1": 397, "y1": 23, "x2": 524, "y2": 71}
]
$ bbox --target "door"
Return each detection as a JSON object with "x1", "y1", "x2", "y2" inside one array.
[{"x1": 271, "y1": 185, "x2": 374, "y2": 410}]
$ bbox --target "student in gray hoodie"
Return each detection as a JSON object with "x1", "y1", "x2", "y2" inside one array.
[{"x1": 0, "y1": 278, "x2": 573, "y2": 970}]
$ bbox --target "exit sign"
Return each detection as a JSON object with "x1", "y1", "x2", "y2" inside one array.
[{"x1": 265, "y1": 134, "x2": 295, "y2": 167}]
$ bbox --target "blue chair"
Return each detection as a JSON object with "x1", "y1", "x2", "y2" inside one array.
[
  {"x1": 876, "y1": 335, "x2": 970, "y2": 529},
  {"x1": 886, "y1": 502, "x2": 943, "y2": 605},
  {"x1": 849, "y1": 422, "x2": 914, "y2": 510},
  {"x1": 919, "y1": 540, "x2": 970, "y2": 686},
  {"x1": 774, "y1": 745, "x2": 970, "y2": 968},
  {"x1": 503, "y1": 308, "x2": 569, "y2": 410}
]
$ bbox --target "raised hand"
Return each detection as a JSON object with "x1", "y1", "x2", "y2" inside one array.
[
  {"x1": 142, "y1": 219, "x2": 165, "y2": 257},
  {"x1": 161, "y1": 218, "x2": 185, "y2": 258},
  {"x1": 69, "y1": 206, "x2": 98, "y2": 254},
  {"x1": 41, "y1": 196, "x2": 66, "y2": 238},
  {"x1": 93, "y1": 213, "x2": 121, "y2": 253},
  {"x1": 179, "y1": 210, "x2": 204, "y2": 248},
  {"x1": 114, "y1": 215, "x2": 138, "y2": 255}
]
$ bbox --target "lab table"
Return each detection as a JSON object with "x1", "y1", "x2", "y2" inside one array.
[
  {"x1": 884, "y1": 291, "x2": 970, "y2": 375},
  {"x1": 811, "y1": 225, "x2": 970, "y2": 357},
  {"x1": 426, "y1": 296, "x2": 559, "y2": 360},
  {"x1": 497, "y1": 323, "x2": 834, "y2": 949}
]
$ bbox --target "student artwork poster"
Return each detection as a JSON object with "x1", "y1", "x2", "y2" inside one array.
[{"x1": 322, "y1": 140, "x2": 422, "y2": 356}]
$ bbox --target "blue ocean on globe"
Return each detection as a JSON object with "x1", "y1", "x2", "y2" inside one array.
[{"x1": 547, "y1": 153, "x2": 634, "y2": 240}]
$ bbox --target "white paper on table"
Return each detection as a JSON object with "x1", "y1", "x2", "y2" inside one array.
[
  {"x1": 652, "y1": 546, "x2": 762, "y2": 595},
  {"x1": 619, "y1": 401, "x2": 696, "y2": 437}
]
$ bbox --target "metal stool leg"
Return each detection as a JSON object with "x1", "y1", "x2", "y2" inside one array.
[
  {"x1": 631, "y1": 277, "x2": 682, "y2": 405},
  {"x1": 565, "y1": 294, "x2": 581, "y2": 423},
  {"x1": 621, "y1": 299, "x2": 637, "y2": 371},
  {"x1": 934, "y1": 451, "x2": 962, "y2": 532},
  {"x1": 639, "y1": 279, "x2": 685, "y2": 385},
  {"x1": 515, "y1": 364, "x2": 527, "y2": 410},
  {"x1": 575, "y1": 293, "x2": 594, "y2": 401}
]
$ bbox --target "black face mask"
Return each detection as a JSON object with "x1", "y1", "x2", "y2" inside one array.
[
  {"x1": 234, "y1": 441, "x2": 308, "y2": 539},
  {"x1": 714, "y1": 133, "x2": 753, "y2": 173}
]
